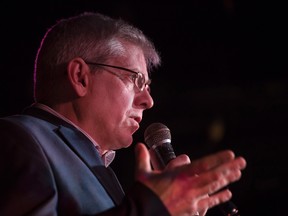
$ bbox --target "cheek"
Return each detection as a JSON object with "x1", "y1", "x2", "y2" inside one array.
[
  {"x1": 113, "y1": 90, "x2": 134, "y2": 113},
  {"x1": 92, "y1": 78, "x2": 135, "y2": 120},
  {"x1": 102, "y1": 88, "x2": 134, "y2": 118}
]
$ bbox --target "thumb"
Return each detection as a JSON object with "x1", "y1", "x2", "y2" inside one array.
[{"x1": 134, "y1": 142, "x2": 152, "y2": 179}]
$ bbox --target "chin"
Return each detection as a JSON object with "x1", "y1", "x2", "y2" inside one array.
[
  {"x1": 111, "y1": 136, "x2": 132, "y2": 150},
  {"x1": 120, "y1": 136, "x2": 133, "y2": 149}
]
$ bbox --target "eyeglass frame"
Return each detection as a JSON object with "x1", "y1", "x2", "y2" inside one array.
[{"x1": 84, "y1": 61, "x2": 151, "y2": 92}]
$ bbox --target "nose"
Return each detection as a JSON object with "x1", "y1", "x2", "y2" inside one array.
[{"x1": 134, "y1": 88, "x2": 154, "y2": 110}]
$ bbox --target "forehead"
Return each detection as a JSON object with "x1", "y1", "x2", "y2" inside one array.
[{"x1": 108, "y1": 42, "x2": 148, "y2": 74}]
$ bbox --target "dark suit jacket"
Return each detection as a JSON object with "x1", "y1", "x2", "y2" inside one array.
[{"x1": 0, "y1": 106, "x2": 170, "y2": 216}]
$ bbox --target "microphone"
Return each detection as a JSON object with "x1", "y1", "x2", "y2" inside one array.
[
  {"x1": 144, "y1": 122, "x2": 240, "y2": 216},
  {"x1": 144, "y1": 122, "x2": 176, "y2": 170}
]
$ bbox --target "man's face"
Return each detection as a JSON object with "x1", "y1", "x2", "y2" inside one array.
[{"x1": 82, "y1": 43, "x2": 154, "y2": 153}]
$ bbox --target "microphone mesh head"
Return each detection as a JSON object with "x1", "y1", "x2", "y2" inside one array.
[{"x1": 144, "y1": 122, "x2": 171, "y2": 148}]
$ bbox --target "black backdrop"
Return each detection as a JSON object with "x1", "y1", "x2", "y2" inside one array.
[{"x1": 1, "y1": 1, "x2": 287, "y2": 215}]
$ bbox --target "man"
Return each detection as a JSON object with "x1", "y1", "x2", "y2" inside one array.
[{"x1": 0, "y1": 12, "x2": 246, "y2": 216}]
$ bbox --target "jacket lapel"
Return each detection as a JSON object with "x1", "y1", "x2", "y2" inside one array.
[
  {"x1": 24, "y1": 106, "x2": 125, "y2": 205},
  {"x1": 57, "y1": 126, "x2": 125, "y2": 205}
]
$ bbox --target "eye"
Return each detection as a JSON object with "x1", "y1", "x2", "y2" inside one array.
[
  {"x1": 145, "y1": 84, "x2": 151, "y2": 93},
  {"x1": 137, "y1": 75, "x2": 145, "y2": 88}
]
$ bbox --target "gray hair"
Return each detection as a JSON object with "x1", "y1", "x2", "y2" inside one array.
[{"x1": 34, "y1": 12, "x2": 161, "y2": 102}]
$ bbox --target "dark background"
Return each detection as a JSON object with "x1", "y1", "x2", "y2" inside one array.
[{"x1": 1, "y1": 1, "x2": 287, "y2": 215}]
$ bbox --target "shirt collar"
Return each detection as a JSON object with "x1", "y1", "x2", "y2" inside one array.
[{"x1": 33, "y1": 103, "x2": 115, "y2": 167}]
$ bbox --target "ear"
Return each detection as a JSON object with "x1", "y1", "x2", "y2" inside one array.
[{"x1": 67, "y1": 58, "x2": 90, "y2": 97}]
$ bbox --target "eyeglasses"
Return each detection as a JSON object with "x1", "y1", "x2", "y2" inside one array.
[{"x1": 85, "y1": 61, "x2": 151, "y2": 92}]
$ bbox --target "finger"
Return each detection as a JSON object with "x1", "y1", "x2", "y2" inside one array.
[
  {"x1": 197, "y1": 188, "x2": 232, "y2": 211},
  {"x1": 165, "y1": 154, "x2": 191, "y2": 169},
  {"x1": 191, "y1": 157, "x2": 246, "y2": 196},
  {"x1": 196, "y1": 193, "x2": 209, "y2": 216},
  {"x1": 190, "y1": 150, "x2": 236, "y2": 174},
  {"x1": 134, "y1": 142, "x2": 152, "y2": 179}
]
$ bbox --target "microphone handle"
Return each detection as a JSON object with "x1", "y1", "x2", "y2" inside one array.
[
  {"x1": 148, "y1": 141, "x2": 176, "y2": 170},
  {"x1": 218, "y1": 200, "x2": 240, "y2": 216},
  {"x1": 149, "y1": 143, "x2": 240, "y2": 216}
]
